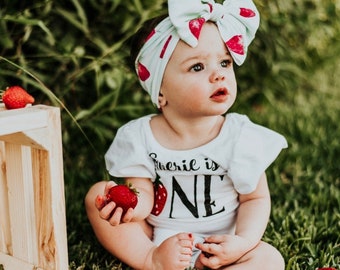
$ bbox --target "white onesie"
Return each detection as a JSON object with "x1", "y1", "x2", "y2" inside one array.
[{"x1": 105, "y1": 113, "x2": 287, "y2": 266}]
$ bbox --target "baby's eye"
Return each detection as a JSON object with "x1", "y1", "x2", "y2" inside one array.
[
  {"x1": 221, "y1": 59, "x2": 232, "y2": 67},
  {"x1": 190, "y1": 63, "x2": 204, "y2": 72}
]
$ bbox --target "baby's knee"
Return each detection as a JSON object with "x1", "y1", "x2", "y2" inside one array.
[
  {"x1": 269, "y1": 246, "x2": 285, "y2": 269},
  {"x1": 258, "y1": 242, "x2": 285, "y2": 270}
]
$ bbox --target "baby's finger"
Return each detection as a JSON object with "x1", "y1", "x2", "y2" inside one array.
[
  {"x1": 196, "y1": 242, "x2": 219, "y2": 257},
  {"x1": 108, "y1": 207, "x2": 123, "y2": 226},
  {"x1": 121, "y1": 208, "x2": 134, "y2": 223},
  {"x1": 198, "y1": 252, "x2": 221, "y2": 269},
  {"x1": 104, "y1": 181, "x2": 117, "y2": 195},
  {"x1": 99, "y1": 201, "x2": 116, "y2": 220},
  {"x1": 204, "y1": 234, "x2": 226, "y2": 244},
  {"x1": 95, "y1": 195, "x2": 107, "y2": 210}
]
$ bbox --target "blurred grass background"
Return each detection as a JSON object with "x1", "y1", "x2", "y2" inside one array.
[{"x1": 0, "y1": 0, "x2": 339, "y2": 269}]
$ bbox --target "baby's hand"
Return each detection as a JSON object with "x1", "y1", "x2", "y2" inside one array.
[
  {"x1": 95, "y1": 181, "x2": 136, "y2": 226},
  {"x1": 195, "y1": 234, "x2": 253, "y2": 269}
]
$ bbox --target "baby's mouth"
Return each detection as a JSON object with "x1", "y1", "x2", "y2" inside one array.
[{"x1": 210, "y1": 88, "x2": 228, "y2": 98}]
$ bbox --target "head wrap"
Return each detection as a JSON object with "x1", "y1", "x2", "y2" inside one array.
[{"x1": 135, "y1": 0, "x2": 260, "y2": 106}]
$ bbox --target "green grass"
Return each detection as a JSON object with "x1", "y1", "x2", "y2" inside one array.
[
  {"x1": 66, "y1": 60, "x2": 340, "y2": 269},
  {"x1": 0, "y1": 0, "x2": 339, "y2": 269}
]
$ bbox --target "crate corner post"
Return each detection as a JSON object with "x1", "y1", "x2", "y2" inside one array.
[{"x1": 0, "y1": 105, "x2": 69, "y2": 270}]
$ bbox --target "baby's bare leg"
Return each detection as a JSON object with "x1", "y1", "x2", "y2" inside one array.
[
  {"x1": 195, "y1": 241, "x2": 284, "y2": 270},
  {"x1": 144, "y1": 233, "x2": 194, "y2": 270},
  {"x1": 226, "y1": 241, "x2": 284, "y2": 270},
  {"x1": 85, "y1": 182, "x2": 194, "y2": 270},
  {"x1": 85, "y1": 181, "x2": 153, "y2": 268}
]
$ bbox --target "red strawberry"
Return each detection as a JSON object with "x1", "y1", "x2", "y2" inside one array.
[
  {"x1": 239, "y1": 8, "x2": 256, "y2": 18},
  {"x1": 188, "y1": 17, "x2": 206, "y2": 40},
  {"x1": 317, "y1": 268, "x2": 337, "y2": 270},
  {"x1": 226, "y1": 35, "x2": 244, "y2": 55},
  {"x1": 106, "y1": 184, "x2": 138, "y2": 214},
  {"x1": 151, "y1": 174, "x2": 167, "y2": 216},
  {"x1": 1, "y1": 86, "x2": 35, "y2": 109},
  {"x1": 137, "y1": 62, "x2": 150, "y2": 81}
]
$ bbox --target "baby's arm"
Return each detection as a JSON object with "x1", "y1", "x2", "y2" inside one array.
[
  {"x1": 86, "y1": 179, "x2": 194, "y2": 270},
  {"x1": 234, "y1": 172, "x2": 271, "y2": 247},
  {"x1": 196, "y1": 172, "x2": 271, "y2": 268},
  {"x1": 96, "y1": 177, "x2": 154, "y2": 226},
  {"x1": 126, "y1": 177, "x2": 155, "y2": 220}
]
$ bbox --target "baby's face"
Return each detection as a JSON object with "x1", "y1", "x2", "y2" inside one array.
[{"x1": 160, "y1": 22, "x2": 237, "y2": 117}]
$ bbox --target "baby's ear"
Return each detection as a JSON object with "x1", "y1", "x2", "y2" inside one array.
[{"x1": 158, "y1": 93, "x2": 167, "y2": 107}]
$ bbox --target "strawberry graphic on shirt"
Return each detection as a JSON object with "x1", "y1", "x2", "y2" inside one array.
[
  {"x1": 226, "y1": 35, "x2": 244, "y2": 55},
  {"x1": 151, "y1": 173, "x2": 167, "y2": 216},
  {"x1": 188, "y1": 17, "x2": 206, "y2": 40}
]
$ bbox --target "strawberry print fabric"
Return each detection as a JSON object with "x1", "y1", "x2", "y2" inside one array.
[{"x1": 135, "y1": 0, "x2": 260, "y2": 106}]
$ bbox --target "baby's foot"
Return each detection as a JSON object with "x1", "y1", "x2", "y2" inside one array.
[{"x1": 144, "y1": 233, "x2": 194, "y2": 270}]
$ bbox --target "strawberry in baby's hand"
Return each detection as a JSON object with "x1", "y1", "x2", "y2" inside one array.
[
  {"x1": 106, "y1": 184, "x2": 139, "y2": 214},
  {"x1": 1, "y1": 86, "x2": 35, "y2": 109}
]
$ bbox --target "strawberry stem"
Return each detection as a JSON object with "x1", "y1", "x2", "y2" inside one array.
[{"x1": 127, "y1": 183, "x2": 139, "y2": 195}]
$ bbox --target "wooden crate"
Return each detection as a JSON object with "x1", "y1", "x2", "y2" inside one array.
[{"x1": 0, "y1": 105, "x2": 68, "y2": 270}]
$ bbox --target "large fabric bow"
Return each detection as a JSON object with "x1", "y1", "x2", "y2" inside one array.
[{"x1": 135, "y1": 0, "x2": 260, "y2": 106}]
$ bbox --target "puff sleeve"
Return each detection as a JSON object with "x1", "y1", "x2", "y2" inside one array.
[
  {"x1": 104, "y1": 118, "x2": 155, "y2": 179},
  {"x1": 228, "y1": 116, "x2": 288, "y2": 194}
]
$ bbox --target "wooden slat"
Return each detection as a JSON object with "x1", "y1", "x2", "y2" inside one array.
[
  {"x1": 0, "y1": 105, "x2": 68, "y2": 269},
  {"x1": 0, "y1": 106, "x2": 48, "y2": 136},
  {"x1": 0, "y1": 129, "x2": 49, "y2": 150},
  {"x1": 32, "y1": 148, "x2": 55, "y2": 269},
  {"x1": 0, "y1": 253, "x2": 43, "y2": 270},
  {"x1": 5, "y1": 144, "x2": 39, "y2": 264},
  {"x1": 0, "y1": 142, "x2": 12, "y2": 255},
  {"x1": 41, "y1": 107, "x2": 68, "y2": 270}
]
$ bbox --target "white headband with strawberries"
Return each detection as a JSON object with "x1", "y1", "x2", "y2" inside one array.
[{"x1": 135, "y1": 0, "x2": 260, "y2": 107}]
